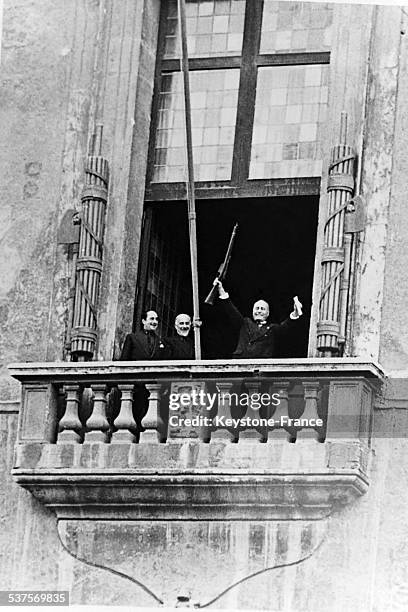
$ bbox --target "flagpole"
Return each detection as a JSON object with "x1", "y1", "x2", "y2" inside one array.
[{"x1": 178, "y1": 0, "x2": 201, "y2": 359}]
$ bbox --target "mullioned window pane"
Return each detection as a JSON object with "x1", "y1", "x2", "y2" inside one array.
[
  {"x1": 153, "y1": 69, "x2": 240, "y2": 182},
  {"x1": 249, "y1": 64, "x2": 329, "y2": 179},
  {"x1": 164, "y1": 0, "x2": 245, "y2": 58},
  {"x1": 260, "y1": 1, "x2": 333, "y2": 53}
]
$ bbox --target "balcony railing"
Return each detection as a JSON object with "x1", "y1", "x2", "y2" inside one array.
[{"x1": 9, "y1": 358, "x2": 383, "y2": 520}]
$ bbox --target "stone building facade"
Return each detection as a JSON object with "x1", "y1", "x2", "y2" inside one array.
[{"x1": 1, "y1": 0, "x2": 408, "y2": 609}]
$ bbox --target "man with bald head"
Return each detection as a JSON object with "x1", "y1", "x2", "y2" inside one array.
[
  {"x1": 165, "y1": 313, "x2": 194, "y2": 360},
  {"x1": 214, "y1": 280, "x2": 302, "y2": 359}
]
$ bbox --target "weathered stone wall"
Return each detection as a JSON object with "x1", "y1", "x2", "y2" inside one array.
[
  {"x1": 0, "y1": 0, "x2": 106, "y2": 594},
  {"x1": 379, "y1": 9, "x2": 408, "y2": 372},
  {"x1": 2, "y1": 411, "x2": 408, "y2": 611},
  {"x1": 353, "y1": 6, "x2": 403, "y2": 364},
  {"x1": 309, "y1": 5, "x2": 406, "y2": 364},
  {"x1": 308, "y1": 3, "x2": 375, "y2": 357},
  {"x1": 0, "y1": 0, "x2": 90, "y2": 401},
  {"x1": 0, "y1": 0, "x2": 160, "y2": 393},
  {"x1": 0, "y1": 0, "x2": 160, "y2": 601},
  {"x1": 2, "y1": 1, "x2": 408, "y2": 610}
]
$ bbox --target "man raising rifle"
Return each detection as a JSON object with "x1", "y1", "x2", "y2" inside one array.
[{"x1": 213, "y1": 280, "x2": 303, "y2": 359}]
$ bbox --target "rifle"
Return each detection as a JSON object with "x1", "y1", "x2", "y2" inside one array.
[{"x1": 204, "y1": 222, "x2": 238, "y2": 306}]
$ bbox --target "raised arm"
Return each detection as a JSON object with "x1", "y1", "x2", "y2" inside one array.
[
  {"x1": 213, "y1": 279, "x2": 244, "y2": 330},
  {"x1": 276, "y1": 296, "x2": 303, "y2": 333}
]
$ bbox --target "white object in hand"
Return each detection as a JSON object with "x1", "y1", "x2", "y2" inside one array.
[{"x1": 293, "y1": 295, "x2": 303, "y2": 316}]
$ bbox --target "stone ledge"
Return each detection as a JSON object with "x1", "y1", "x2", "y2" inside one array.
[
  {"x1": 13, "y1": 472, "x2": 368, "y2": 520},
  {"x1": 0, "y1": 400, "x2": 20, "y2": 413},
  {"x1": 14, "y1": 439, "x2": 370, "y2": 472},
  {"x1": 13, "y1": 439, "x2": 371, "y2": 520},
  {"x1": 8, "y1": 357, "x2": 385, "y2": 382},
  {"x1": 9, "y1": 360, "x2": 381, "y2": 522}
]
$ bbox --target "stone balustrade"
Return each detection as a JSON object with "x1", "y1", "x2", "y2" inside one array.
[
  {"x1": 9, "y1": 358, "x2": 383, "y2": 520},
  {"x1": 9, "y1": 358, "x2": 382, "y2": 445},
  {"x1": 55, "y1": 377, "x2": 322, "y2": 444}
]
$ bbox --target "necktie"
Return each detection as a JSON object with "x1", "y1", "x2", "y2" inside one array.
[{"x1": 147, "y1": 332, "x2": 154, "y2": 354}]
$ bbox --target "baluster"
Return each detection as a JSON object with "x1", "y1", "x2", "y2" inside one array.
[
  {"x1": 269, "y1": 381, "x2": 291, "y2": 442},
  {"x1": 199, "y1": 398, "x2": 212, "y2": 443},
  {"x1": 84, "y1": 384, "x2": 110, "y2": 442},
  {"x1": 211, "y1": 382, "x2": 236, "y2": 442},
  {"x1": 140, "y1": 383, "x2": 164, "y2": 443},
  {"x1": 297, "y1": 381, "x2": 321, "y2": 440},
  {"x1": 240, "y1": 381, "x2": 266, "y2": 442},
  {"x1": 111, "y1": 384, "x2": 137, "y2": 443},
  {"x1": 196, "y1": 382, "x2": 211, "y2": 443},
  {"x1": 58, "y1": 385, "x2": 82, "y2": 443}
]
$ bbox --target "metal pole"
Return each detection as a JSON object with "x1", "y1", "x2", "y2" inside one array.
[{"x1": 178, "y1": 0, "x2": 201, "y2": 359}]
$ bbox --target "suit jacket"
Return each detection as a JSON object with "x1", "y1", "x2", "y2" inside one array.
[
  {"x1": 220, "y1": 298, "x2": 296, "y2": 359},
  {"x1": 119, "y1": 330, "x2": 166, "y2": 361},
  {"x1": 164, "y1": 334, "x2": 194, "y2": 360}
]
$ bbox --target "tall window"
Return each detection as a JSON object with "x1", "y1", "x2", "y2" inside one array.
[
  {"x1": 138, "y1": 0, "x2": 333, "y2": 356},
  {"x1": 146, "y1": 0, "x2": 333, "y2": 196}
]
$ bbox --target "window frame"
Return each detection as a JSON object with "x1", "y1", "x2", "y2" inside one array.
[{"x1": 145, "y1": 0, "x2": 331, "y2": 202}]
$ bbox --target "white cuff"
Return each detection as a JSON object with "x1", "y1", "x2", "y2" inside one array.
[
  {"x1": 290, "y1": 312, "x2": 300, "y2": 319},
  {"x1": 219, "y1": 292, "x2": 229, "y2": 300}
]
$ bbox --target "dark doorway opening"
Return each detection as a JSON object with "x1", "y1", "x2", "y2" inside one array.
[{"x1": 136, "y1": 196, "x2": 319, "y2": 358}]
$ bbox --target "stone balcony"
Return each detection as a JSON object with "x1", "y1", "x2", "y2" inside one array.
[{"x1": 9, "y1": 358, "x2": 383, "y2": 521}]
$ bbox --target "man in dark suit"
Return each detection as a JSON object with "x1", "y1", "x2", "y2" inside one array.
[
  {"x1": 120, "y1": 310, "x2": 166, "y2": 361},
  {"x1": 119, "y1": 310, "x2": 167, "y2": 433},
  {"x1": 165, "y1": 314, "x2": 194, "y2": 360},
  {"x1": 214, "y1": 280, "x2": 302, "y2": 358}
]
